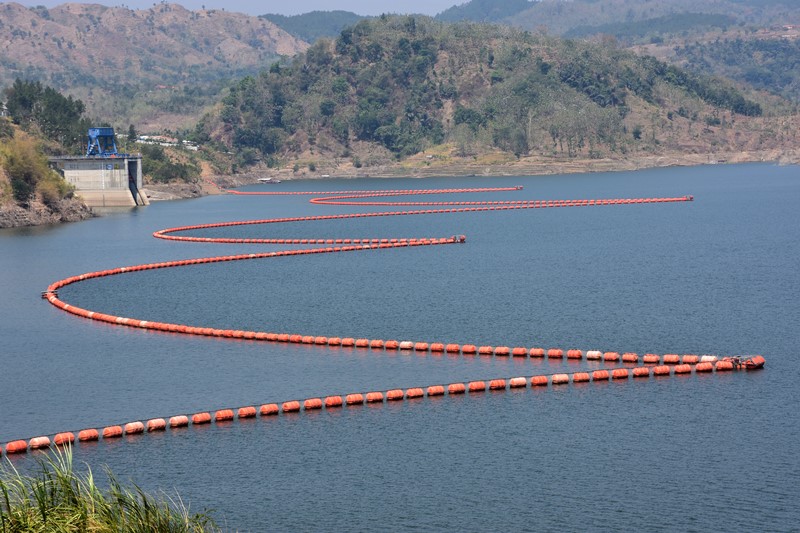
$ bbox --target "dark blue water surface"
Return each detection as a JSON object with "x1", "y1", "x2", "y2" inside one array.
[{"x1": 1, "y1": 164, "x2": 799, "y2": 532}]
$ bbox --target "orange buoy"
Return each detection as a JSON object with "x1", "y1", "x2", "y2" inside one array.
[
  {"x1": 551, "y1": 374, "x2": 569, "y2": 385},
  {"x1": 192, "y1": 413, "x2": 212, "y2": 425},
  {"x1": 324, "y1": 396, "x2": 343, "y2": 408},
  {"x1": 146, "y1": 419, "x2": 166, "y2": 432},
  {"x1": 366, "y1": 392, "x2": 384, "y2": 403},
  {"x1": 304, "y1": 398, "x2": 323, "y2": 410},
  {"x1": 345, "y1": 393, "x2": 364, "y2": 405},
  {"x1": 415, "y1": 342, "x2": 430, "y2": 352},
  {"x1": 238, "y1": 406, "x2": 257, "y2": 418},
  {"x1": 340, "y1": 338, "x2": 355, "y2": 347},
  {"x1": 386, "y1": 389, "x2": 404, "y2": 401},
  {"x1": 586, "y1": 350, "x2": 602, "y2": 360},
  {"x1": 427, "y1": 385, "x2": 445, "y2": 396},
  {"x1": 461, "y1": 344, "x2": 477, "y2": 354},
  {"x1": 448, "y1": 383, "x2": 466, "y2": 394},
  {"x1": 603, "y1": 351, "x2": 620, "y2": 362},
  {"x1": 406, "y1": 387, "x2": 424, "y2": 398},
  {"x1": 495, "y1": 346, "x2": 510, "y2": 356},
  {"x1": 747, "y1": 355, "x2": 766, "y2": 368},
  {"x1": 124, "y1": 421, "x2": 145, "y2": 435},
  {"x1": 509, "y1": 377, "x2": 527, "y2": 388},
  {"x1": 355, "y1": 338, "x2": 369, "y2": 348},
  {"x1": 478, "y1": 345, "x2": 494, "y2": 355},
  {"x1": 653, "y1": 365, "x2": 671, "y2": 376},
  {"x1": 572, "y1": 372, "x2": 590, "y2": 383},
  {"x1": 663, "y1": 354, "x2": 680, "y2": 364},
  {"x1": 315, "y1": 336, "x2": 328, "y2": 345},
  {"x1": 370, "y1": 339, "x2": 384, "y2": 349},
  {"x1": 468, "y1": 381, "x2": 487, "y2": 392},
  {"x1": 567, "y1": 349, "x2": 583, "y2": 359},
  {"x1": 547, "y1": 348, "x2": 564, "y2": 359},
  {"x1": 695, "y1": 362, "x2": 714, "y2": 373},
  {"x1": 715, "y1": 360, "x2": 734, "y2": 371},
  {"x1": 529, "y1": 347, "x2": 545, "y2": 358},
  {"x1": 78, "y1": 429, "x2": 100, "y2": 441},
  {"x1": 385, "y1": 340, "x2": 399, "y2": 350},
  {"x1": 5, "y1": 440, "x2": 28, "y2": 454},
  {"x1": 282, "y1": 401, "x2": 301, "y2": 412},
  {"x1": 633, "y1": 367, "x2": 651, "y2": 378},
  {"x1": 622, "y1": 352, "x2": 639, "y2": 363},
  {"x1": 445, "y1": 344, "x2": 460, "y2": 353},
  {"x1": 54, "y1": 432, "x2": 75, "y2": 446},
  {"x1": 215, "y1": 409, "x2": 234, "y2": 422},
  {"x1": 512, "y1": 347, "x2": 527, "y2": 357},
  {"x1": 682, "y1": 354, "x2": 700, "y2": 365},
  {"x1": 643, "y1": 353, "x2": 660, "y2": 364},
  {"x1": 592, "y1": 370, "x2": 610, "y2": 381},
  {"x1": 328, "y1": 337, "x2": 342, "y2": 346},
  {"x1": 289, "y1": 334, "x2": 303, "y2": 343},
  {"x1": 531, "y1": 375, "x2": 549, "y2": 387},
  {"x1": 169, "y1": 415, "x2": 189, "y2": 427},
  {"x1": 674, "y1": 364, "x2": 692, "y2": 374},
  {"x1": 489, "y1": 379, "x2": 507, "y2": 390},
  {"x1": 430, "y1": 343, "x2": 445, "y2": 352},
  {"x1": 611, "y1": 368, "x2": 629, "y2": 380},
  {"x1": 102, "y1": 426, "x2": 123, "y2": 439},
  {"x1": 260, "y1": 403, "x2": 280, "y2": 416}
]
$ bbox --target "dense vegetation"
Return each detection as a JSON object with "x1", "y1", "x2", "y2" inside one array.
[
  {"x1": 0, "y1": 449, "x2": 218, "y2": 532},
  {"x1": 261, "y1": 11, "x2": 365, "y2": 43},
  {"x1": 674, "y1": 38, "x2": 800, "y2": 103},
  {"x1": 196, "y1": 15, "x2": 763, "y2": 167},
  {"x1": 3, "y1": 79, "x2": 90, "y2": 155},
  {"x1": 0, "y1": 123, "x2": 72, "y2": 208}
]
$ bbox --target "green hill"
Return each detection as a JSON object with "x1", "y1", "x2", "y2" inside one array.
[
  {"x1": 260, "y1": 11, "x2": 365, "y2": 43},
  {"x1": 195, "y1": 15, "x2": 776, "y2": 173}
]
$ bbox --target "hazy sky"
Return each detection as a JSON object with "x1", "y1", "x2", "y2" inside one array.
[{"x1": 14, "y1": 1, "x2": 464, "y2": 16}]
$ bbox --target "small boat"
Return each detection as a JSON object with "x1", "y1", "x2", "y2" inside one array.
[
  {"x1": 258, "y1": 177, "x2": 281, "y2": 184},
  {"x1": 722, "y1": 355, "x2": 766, "y2": 370},
  {"x1": 743, "y1": 355, "x2": 765, "y2": 369}
]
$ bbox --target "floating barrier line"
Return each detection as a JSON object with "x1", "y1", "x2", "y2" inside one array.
[
  {"x1": 2, "y1": 363, "x2": 762, "y2": 453},
  {"x1": 17, "y1": 187, "x2": 762, "y2": 455}
]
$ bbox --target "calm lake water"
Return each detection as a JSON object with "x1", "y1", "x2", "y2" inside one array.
[{"x1": 1, "y1": 163, "x2": 799, "y2": 532}]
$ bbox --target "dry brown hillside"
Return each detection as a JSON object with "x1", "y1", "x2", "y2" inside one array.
[{"x1": 0, "y1": 2, "x2": 308, "y2": 130}]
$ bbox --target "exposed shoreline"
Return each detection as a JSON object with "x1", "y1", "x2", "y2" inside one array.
[
  {"x1": 2, "y1": 149, "x2": 797, "y2": 228},
  {"x1": 151, "y1": 148, "x2": 800, "y2": 199}
]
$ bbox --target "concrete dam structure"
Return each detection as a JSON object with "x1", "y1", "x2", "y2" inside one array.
[{"x1": 49, "y1": 128, "x2": 148, "y2": 208}]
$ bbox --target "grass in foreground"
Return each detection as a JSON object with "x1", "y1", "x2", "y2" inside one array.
[{"x1": 1, "y1": 447, "x2": 219, "y2": 532}]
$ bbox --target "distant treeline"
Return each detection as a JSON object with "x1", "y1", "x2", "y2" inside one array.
[
  {"x1": 675, "y1": 38, "x2": 800, "y2": 103},
  {"x1": 195, "y1": 15, "x2": 762, "y2": 166}
]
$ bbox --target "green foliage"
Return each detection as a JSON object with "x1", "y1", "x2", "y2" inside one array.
[
  {"x1": 197, "y1": 15, "x2": 765, "y2": 165},
  {"x1": 140, "y1": 144, "x2": 200, "y2": 183},
  {"x1": 261, "y1": 11, "x2": 365, "y2": 43},
  {"x1": 675, "y1": 37, "x2": 800, "y2": 103},
  {"x1": 3, "y1": 79, "x2": 90, "y2": 153},
  {"x1": 0, "y1": 130, "x2": 71, "y2": 206},
  {"x1": 0, "y1": 448, "x2": 218, "y2": 531}
]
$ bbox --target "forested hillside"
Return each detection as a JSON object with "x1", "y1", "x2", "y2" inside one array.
[
  {"x1": 260, "y1": 11, "x2": 365, "y2": 43},
  {"x1": 195, "y1": 15, "x2": 781, "y2": 174},
  {"x1": 673, "y1": 38, "x2": 800, "y2": 103},
  {"x1": 0, "y1": 2, "x2": 307, "y2": 131}
]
